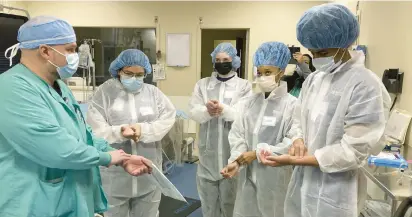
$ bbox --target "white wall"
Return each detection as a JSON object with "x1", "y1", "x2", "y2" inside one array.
[
  {"x1": 24, "y1": 1, "x2": 325, "y2": 97},
  {"x1": 354, "y1": 2, "x2": 412, "y2": 151},
  {"x1": 333, "y1": 0, "x2": 412, "y2": 202}
]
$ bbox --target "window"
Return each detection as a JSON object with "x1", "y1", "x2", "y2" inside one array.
[{"x1": 73, "y1": 27, "x2": 157, "y2": 86}]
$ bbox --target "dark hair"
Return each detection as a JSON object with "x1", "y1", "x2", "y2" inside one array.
[{"x1": 303, "y1": 54, "x2": 316, "y2": 72}]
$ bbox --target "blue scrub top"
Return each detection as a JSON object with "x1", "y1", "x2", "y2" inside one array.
[{"x1": 0, "y1": 64, "x2": 114, "y2": 217}]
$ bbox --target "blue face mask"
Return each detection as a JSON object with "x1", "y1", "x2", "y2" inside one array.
[
  {"x1": 48, "y1": 46, "x2": 79, "y2": 79},
  {"x1": 120, "y1": 76, "x2": 144, "y2": 93}
]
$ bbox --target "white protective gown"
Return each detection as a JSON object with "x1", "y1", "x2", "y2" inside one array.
[
  {"x1": 284, "y1": 51, "x2": 391, "y2": 217},
  {"x1": 228, "y1": 81, "x2": 302, "y2": 217},
  {"x1": 86, "y1": 79, "x2": 176, "y2": 217},
  {"x1": 188, "y1": 72, "x2": 253, "y2": 217}
]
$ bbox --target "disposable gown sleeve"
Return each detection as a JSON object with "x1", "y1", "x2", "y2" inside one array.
[
  {"x1": 86, "y1": 125, "x2": 116, "y2": 152},
  {"x1": 188, "y1": 80, "x2": 214, "y2": 124},
  {"x1": 289, "y1": 85, "x2": 304, "y2": 142},
  {"x1": 297, "y1": 62, "x2": 312, "y2": 75},
  {"x1": 271, "y1": 98, "x2": 300, "y2": 154},
  {"x1": 87, "y1": 86, "x2": 129, "y2": 144},
  {"x1": 0, "y1": 81, "x2": 111, "y2": 169},
  {"x1": 228, "y1": 100, "x2": 249, "y2": 163},
  {"x1": 221, "y1": 81, "x2": 253, "y2": 122},
  {"x1": 314, "y1": 82, "x2": 390, "y2": 173},
  {"x1": 139, "y1": 88, "x2": 176, "y2": 143}
]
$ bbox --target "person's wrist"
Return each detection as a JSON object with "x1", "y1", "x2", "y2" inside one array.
[
  {"x1": 293, "y1": 138, "x2": 303, "y2": 143},
  {"x1": 289, "y1": 156, "x2": 297, "y2": 165},
  {"x1": 252, "y1": 153, "x2": 257, "y2": 160},
  {"x1": 99, "y1": 152, "x2": 112, "y2": 167}
]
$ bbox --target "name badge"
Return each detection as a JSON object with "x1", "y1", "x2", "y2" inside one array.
[
  {"x1": 140, "y1": 107, "x2": 154, "y2": 116},
  {"x1": 262, "y1": 116, "x2": 277, "y2": 126}
]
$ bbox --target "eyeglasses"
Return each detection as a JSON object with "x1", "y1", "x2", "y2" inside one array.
[
  {"x1": 256, "y1": 70, "x2": 282, "y2": 77},
  {"x1": 121, "y1": 70, "x2": 145, "y2": 79}
]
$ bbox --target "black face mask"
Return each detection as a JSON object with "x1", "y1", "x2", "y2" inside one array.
[{"x1": 214, "y1": 62, "x2": 232, "y2": 75}]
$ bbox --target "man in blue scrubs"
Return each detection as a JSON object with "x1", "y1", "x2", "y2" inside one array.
[{"x1": 0, "y1": 16, "x2": 152, "y2": 217}]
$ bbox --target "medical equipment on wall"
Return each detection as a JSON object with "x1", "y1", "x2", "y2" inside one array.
[
  {"x1": 382, "y1": 68, "x2": 404, "y2": 112},
  {"x1": 152, "y1": 63, "x2": 165, "y2": 81},
  {"x1": 385, "y1": 109, "x2": 412, "y2": 146},
  {"x1": 77, "y1": 39, "x2": 102, "y2": 102},
  {"x1": 383, "y1": 68, "x2": 404, "y2": 94}
]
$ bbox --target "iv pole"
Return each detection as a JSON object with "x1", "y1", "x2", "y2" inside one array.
[{"x1": 78, "y1": 38, "x2": 102, "y2": 102}]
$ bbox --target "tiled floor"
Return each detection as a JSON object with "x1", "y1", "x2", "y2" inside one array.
[{"x1": 167, "y1": 163, "x2": 202, "y2": 217}]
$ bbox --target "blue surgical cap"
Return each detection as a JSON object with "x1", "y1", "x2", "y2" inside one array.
[
  {"x1": 211, "y1": 42, "x2": 241, "y2": 70},
  {"x1": 109, "y1": 49, "x2": 152, "y2": 77},
  {"x1": 296, "y1": 3, "x2": 359, "y2": 49},
  {"x1": 18, "y1": 16, "x2": 76, "y2": 49},
  {"x1": 253, "y1": 42, "x2": 291, "y2": 70}
]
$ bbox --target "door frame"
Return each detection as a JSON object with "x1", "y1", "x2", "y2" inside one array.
[{"x1": 196, "y1": 25, "x2": 251, "y2": 82}]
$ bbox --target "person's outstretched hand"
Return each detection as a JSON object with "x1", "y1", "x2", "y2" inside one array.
[
  {"x1": 236, "y1": 151, "x2": 257, "y2": 165},
  {"x1": 123, "y1": 155, "x2": 153, "y2": 176},
  {"x1": 121, "y1": 126, "x2": 139, "y2": 142},
  {"x1": 108, "y1": 149, "x2": 131, "y2": 166},
  {"x1": 220, "y1": 162, "x2": 240, "y2": 179},
  {"x1": 259, "y1": 150, "x2": 293, "y2": 167}
]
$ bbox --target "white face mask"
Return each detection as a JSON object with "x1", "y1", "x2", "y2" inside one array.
[
  {"x1": 312, "y1": 48, "x2": 346, "y2": 73},
  {"x1": 257, "y1": 75, "x2": 279, "y2": 93}
]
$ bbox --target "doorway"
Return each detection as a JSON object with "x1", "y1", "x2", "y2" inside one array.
[{"x1": 200, "y1": 29, "x2": 248, "y2": 79}]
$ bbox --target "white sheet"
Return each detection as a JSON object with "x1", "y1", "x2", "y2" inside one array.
[{"x1": 150, "y1": 163, "x2": 187, "y2": 203}]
